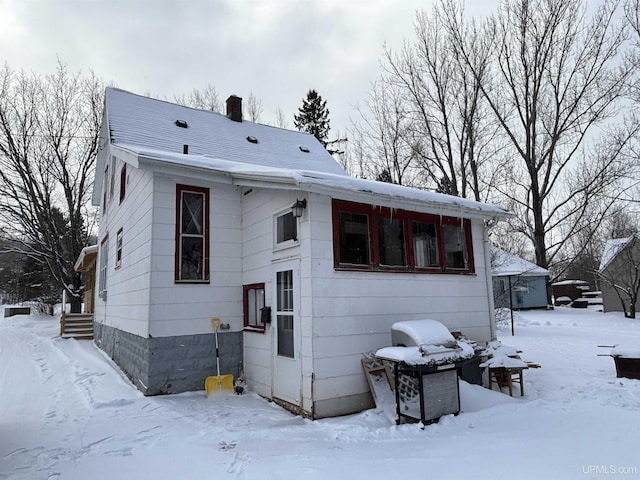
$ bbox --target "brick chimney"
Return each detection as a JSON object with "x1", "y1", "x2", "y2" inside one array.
[{"x1": 226, "y1": 95, "x2": 242, "y2": 122}]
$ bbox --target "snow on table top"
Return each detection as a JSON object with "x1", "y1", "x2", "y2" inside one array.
[
  {"x1": 479, "y1": 340, "x2": 529, "y2": 368},
  {"x1": 610, "y1": 345, "x2": 640, "y2": 358},
  {"x1": 480, "y1": 353, "x2": 529, "y2": 369},
  {"x1": 484, "y1": 340, "x2": 519, "y2": 357}
]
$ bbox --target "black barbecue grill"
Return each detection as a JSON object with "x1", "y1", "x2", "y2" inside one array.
[{"x1": 376, "y1": 319, "x2": 476, "y2": 425}]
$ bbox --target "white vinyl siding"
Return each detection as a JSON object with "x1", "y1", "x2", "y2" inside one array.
[
  {"x1": 94, "y1": 158, "x2": 154, "y2": 337},
  {"x1": 98, "y1": 236, "x2": 108, "y2": 300},
  {"x1": 308, "y1": 194, "x2": 492, "y2": 417},
  {"x1": 147, "y1": 175, "x2": 242, "y2": 338}
]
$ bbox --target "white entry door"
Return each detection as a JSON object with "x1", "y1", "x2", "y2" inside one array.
[{"x1": 272, "y1": 260, "x2": 301, "y2": 406}]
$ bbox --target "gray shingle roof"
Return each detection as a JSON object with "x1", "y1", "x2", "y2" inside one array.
[
  {"x1": 97, "y1": 88, "x2": 511, "y2": 219},
  {"x1": 105, "y1": 87, "x2": 346, "y2": 176}
]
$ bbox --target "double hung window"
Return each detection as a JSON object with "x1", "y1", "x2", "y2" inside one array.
[{"x1": 175, "y1": 184, "x2": 210, "y2": 282}]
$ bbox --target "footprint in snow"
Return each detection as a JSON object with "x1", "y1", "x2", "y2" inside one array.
[{"x1": 218, "y1": 440, "x2": 237, "y2": 451}]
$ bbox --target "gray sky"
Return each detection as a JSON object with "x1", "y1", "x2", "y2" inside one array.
[{"x1": 0, "y1": 0, "x2": 495, "y2": 135}]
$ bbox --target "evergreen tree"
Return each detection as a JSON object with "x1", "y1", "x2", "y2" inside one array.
[
  {"x1": 294, "y1": 89, "x2": 331, "y2": 147},
  {"x1": 376, "y1": 168, "x2": 394, "y2": 184}
]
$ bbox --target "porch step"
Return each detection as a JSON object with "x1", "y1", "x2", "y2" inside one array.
[{"x1": 60, "y1": 313, "x2": 94, "y2": 340}]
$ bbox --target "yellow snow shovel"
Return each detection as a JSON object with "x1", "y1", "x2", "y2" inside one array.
[{"x1": 205, "y1": 317, "x2": 234, "y2": 396}]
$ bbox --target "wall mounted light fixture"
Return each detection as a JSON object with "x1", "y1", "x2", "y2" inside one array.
[{"x1": 291, "y1": 199, "x2": 307, "y2": 218}]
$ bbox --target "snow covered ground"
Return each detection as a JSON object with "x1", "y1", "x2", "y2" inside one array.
[{"x1": 1, "y1": 306, "x2": 639, "y2": 480}]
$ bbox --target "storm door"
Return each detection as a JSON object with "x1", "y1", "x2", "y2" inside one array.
[{"x1": 272, "y1": 260, "x2": 301, "y2": 406}]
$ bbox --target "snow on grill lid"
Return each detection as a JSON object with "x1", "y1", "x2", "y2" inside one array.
[{"x1": 391, "y1": 319, "x2": 457, "y2": 348}]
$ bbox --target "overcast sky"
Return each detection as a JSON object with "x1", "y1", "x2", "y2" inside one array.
[{"x1": 0, "y1": 0, "x2": 496, "y2": 135}]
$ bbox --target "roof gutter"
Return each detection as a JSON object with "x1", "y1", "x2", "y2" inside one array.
[
  {"x1": 105, "y1": 146, "x2": 512, "y2": 221},
  {"x1": 296, "y1": 180, "x2": 512, "y2": 221}
]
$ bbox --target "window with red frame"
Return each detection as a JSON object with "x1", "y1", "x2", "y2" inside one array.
[
  {"x1": 175, "y1": 184, "x2": 210, "y2": 282},
  {"x1": 332, "y1": 199, "x2": 474, "y2": 273},
  {"x1": 119, "y1": 164, "x2": 127, "y2": 203},
  {"x1": 243, "y1": 283, "x2": 266, "y2": 331}
]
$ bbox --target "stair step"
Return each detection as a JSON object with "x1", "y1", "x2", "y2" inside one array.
[{"x1": 60, "y1": 313, "x2": 94, "y2": 340}]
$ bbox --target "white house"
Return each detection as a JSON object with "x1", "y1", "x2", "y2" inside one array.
[{"x1": 92, "y1": 88, "x2": 510, "y2": 418}]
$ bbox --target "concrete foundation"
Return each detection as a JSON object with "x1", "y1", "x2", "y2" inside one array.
[{"x1": 94, "y1": 323, "x2": 242, "y2": 395}]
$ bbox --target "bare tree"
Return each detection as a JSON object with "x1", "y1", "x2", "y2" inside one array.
[
  {"x1": 274, "y1": 107, "x2": 289, "y2": 128},
  {"x1": 246, "y1": 92, "x2": 263, "y2": 123},
  {"x1": 378, "y1": 1, "x2": 500, "y2": 200},
  {"x1": 454, "y1": 0, "x2": 637, "y2": 270},
  {"x1": 349, "y1": 80, "x2": 417, "y2": 185},
  {"x1": 605, "y1": 207, "x2": 639, "y2": 238},
  {"x1": 174, "y1": 84, "x2": 222, "y2": 112},
  {"x1": 0, "y1": 61, "x2": 104, "y2": 312}
]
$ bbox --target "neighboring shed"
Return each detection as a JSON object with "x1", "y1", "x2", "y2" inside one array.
[
  {"x1": 598, "y1": 236, "x2": 640, "y2": 317},
  {"x1": 551, "y1": 280, "x2": 590, "y2": 302},
  {"x1": 491, "y1": 247, "x2": 550, "y2": 310}
]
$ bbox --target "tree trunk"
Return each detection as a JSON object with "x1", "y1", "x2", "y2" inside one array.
[{"x1": 70, "y1": 300, "x2": 82, "y2": 314}]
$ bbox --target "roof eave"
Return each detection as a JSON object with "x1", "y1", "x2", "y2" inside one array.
[
  {"x1": 299, "y1": 181, "x2": 512, "y2": 221},
  {"x1": 137, "y1": 155, "x2": 235, "y2": 185},
  {"x1": 110, "y1": 147, "x2": 511, "y2": 220},
  {"x1": 74, "y1": 245, "x2": 98, "y2": 272}
]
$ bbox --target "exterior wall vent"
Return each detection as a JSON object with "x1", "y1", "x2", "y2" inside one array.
[
  {"x1": 246, "y1": 136, "x2": 258, "y2": 144},
  {"x1": 299, "y1": 145, "x2": 310, "y2": 153},
  {"x1": 175, "y1": 119, "x2": 188, "y2": 128}
]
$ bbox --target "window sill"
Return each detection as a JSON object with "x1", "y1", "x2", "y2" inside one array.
[
  {"x1": 243, "y1": 325, "x2": 267, "y2": 333},
  {"x1": 334, "y1": 265, "x2": 475, "y2": 275},
  {"x1": 273, "y1": 240, "x2": 299, "y2": 252}
]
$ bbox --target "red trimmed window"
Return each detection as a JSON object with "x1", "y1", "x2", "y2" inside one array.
[
  {"x1": 243, "y1": 283, "x2": 266, "y2": 332},
  {"x1": 175, "y1": 184, "x2": 210, "y2": 282},
  {"x1": 332, "y1": 199, "x2": 474, "y2": 273},
  {"x1": 119, "y1": 164, "x2": 127, "y2": 203}
]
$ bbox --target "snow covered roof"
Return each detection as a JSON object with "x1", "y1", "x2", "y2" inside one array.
[
  {"x1": 491, "y1": 247, "x2": 549, "y2": 277},
  {"x1": 103, "y1": 87, "x2": 346, "y2": 176},
  {"x1": 74, "y1": 245, "x2": 98, "y2": 272},
  {"x1": 551, "y1": 279, "x2": 589, "y2": 286},
  {"x1": 599, "y1": 237, "x2": 633, "y2": 272},
  {"x1": 94, "y1": 88, "x2": 511, "y2": 219}
]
